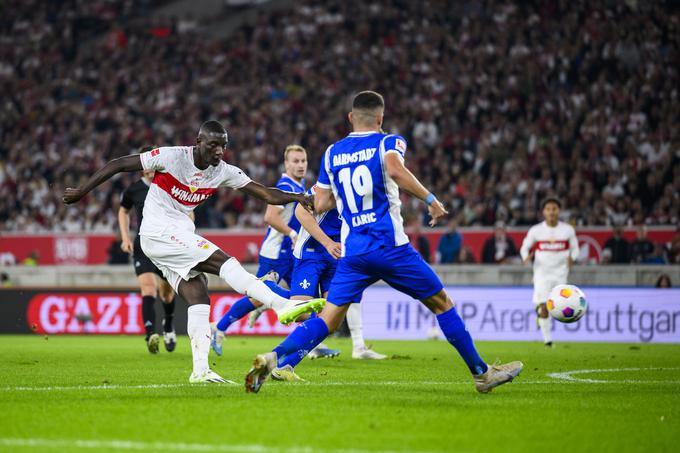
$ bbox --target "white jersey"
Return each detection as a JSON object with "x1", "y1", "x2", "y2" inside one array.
[
  {"x1": 520, "y1": 221, "x2": 579, "y2": 280},
  {"x1": 139, "y1": 146, "x2": 251, "y2": 236}
]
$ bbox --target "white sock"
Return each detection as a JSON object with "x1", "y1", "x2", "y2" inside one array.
[
  {"x1": 538, "y1": 317, "x2": 552, "y2": 344},
  {"x1": 187, "y1": 304, "x2": 211, "y2": 375},
  {"x1": 346, "y1": 303, "x2": 365, "y2": 350},
  {"x1": 219, "y1": 258, "x2": 288, "y2": 311}
]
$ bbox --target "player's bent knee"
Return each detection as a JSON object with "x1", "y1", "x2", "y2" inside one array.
[{"x1": 420, "y1": 290, "x2": 453, "y2": 315}]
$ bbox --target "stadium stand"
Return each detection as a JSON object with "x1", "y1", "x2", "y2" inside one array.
[{"x1": 0, "y1": 0, "x2": 678, "y2": 233}]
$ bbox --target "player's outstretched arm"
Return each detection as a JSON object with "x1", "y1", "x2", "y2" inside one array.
[
  {"x1": 313, "y1": 186, "x2": 336, "y2": 214},
  {"x1": 294, "y1": 204, "x2": 341, "y2": 259},
  {"x1": 239, "y1": 181, "x2": 313, "y2": 211},
  {"x1": 384, "y1": 153, "x2": 448, "y2": 226},
  {"x1": 63, "y1": 155, "x2": 143, "y2": 204}
]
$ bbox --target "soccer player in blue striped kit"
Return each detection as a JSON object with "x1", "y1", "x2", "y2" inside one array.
[{"x1": 245, "y1": 91, "x2": 523, "y2": 393}]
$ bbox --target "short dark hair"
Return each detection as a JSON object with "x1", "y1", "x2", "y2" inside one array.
[
  {"x1": 541, "y1": 197, "x2": 562, "y2": 209},
  {"x1": 352, "y1": 91, "x2": 385, "y2": 111},
  {"x1": 198, "y1": 120, "x2": 229, "y2": 142}
]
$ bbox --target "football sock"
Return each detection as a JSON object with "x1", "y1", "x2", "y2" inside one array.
[
  {"x1": 219, "y1": 258, "x2": 289, "y2": 311},
  {"x1": 273, "y1": 317, "x2": 329, "y2": 367},
  {"x1": 264, "y1": 279, "x2": 291, "y2": 299},
  {"x1": 215, "y1": 280, "x2": 290, "y2": 332},
  {"x1": 346, "y1": 303, "x2": 366, "y2": 350},
  {"x1": 538, "y1": 316, "x2": 552, "y2": 344},
  {"x1": 142, "y1": 295, "x2": 156, "y2": 338},
  {"x1": 162, "y1": 296, "x2": 175, "y2": 333},
  {"x1": 187, "y1": 304, "x2": 211, "y2": 375},
  {"x1": 436, "y1": 307, "x2": 488, "y2": 376},
  {"x1": 217, "y1": 296, "x2": 255, "y2": 331}
]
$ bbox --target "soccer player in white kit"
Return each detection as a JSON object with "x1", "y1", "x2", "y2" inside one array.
[
  {"x1": 63, "y1": 121, "x2": 325, "y2": 383},
  {"x1": 520, "y1": 198, "x2": 579, "y2": 347}
]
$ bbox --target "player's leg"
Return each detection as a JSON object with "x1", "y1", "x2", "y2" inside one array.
[
  {"x1": 210, "y1": 274, "x2": 287, "y2": 356},
  {"x1": 195, "y1": 249, "x2": 324, "y2": 324},
  {"x1": 245, "y1": 256, "x2": 374, "y2": 393},
  {"x1": 347, "y1": 303, "x2": 387, "y2": 359},
  {"x1": 380, "y1": 244, "x2": 523, "y2": 393},
  {"x1": 137, "y1": 272, "x2": 160, "y2": 353},
  {"x1": 247, "y1": 258, "x2": 294, "y2": 327},
  {"x1": 246, "y1": 303, "x2": 349, "y2": 393},
  {"x1": 158, "y1": 277, "x2": 177, "y2": 352},
  {"x1": 176, "y1": 274, "x2": 229, "y2": 383},
  {"x1": 533, "y1": 278, "x2": 554, "y2": 346}
]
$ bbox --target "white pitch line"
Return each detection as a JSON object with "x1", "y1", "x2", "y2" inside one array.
[
  {"x1": 0, "y1": 438, "x2": 439, "y2": 453},
  {"x1": 547, "y1": 367, "x2": 680, "y2": 384}
]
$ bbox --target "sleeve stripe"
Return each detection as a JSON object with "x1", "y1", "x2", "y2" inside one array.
[{"x1": 316, "y1": 181, "x2": 331, "y2": 188}]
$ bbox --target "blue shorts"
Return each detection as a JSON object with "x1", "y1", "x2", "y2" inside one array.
[
  {"x1": 327, "y1": 244, "x2": 443, "y2": 306},
  {"x1": 256, "y1": 255, "x2": 294, "y2": 286},
  {"x1": 290, "y1": 255, "x2": 337, "y2": 298}
]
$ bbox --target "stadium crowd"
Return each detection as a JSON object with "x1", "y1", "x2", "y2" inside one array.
[{"x1": 0, "y1": 0, "x2": 678, "y2": 235}]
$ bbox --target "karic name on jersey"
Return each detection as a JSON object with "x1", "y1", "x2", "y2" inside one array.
[
  {"x1": 536, "y1": 240, "x2": 569, "y2": 252},
  {"x1": 152, "y1": 172, "x2": 217, "y2": 206}
]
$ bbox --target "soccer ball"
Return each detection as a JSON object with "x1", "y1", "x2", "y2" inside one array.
[{"x1": 547, "y1": 284, "x2": 587, "y2": 323}]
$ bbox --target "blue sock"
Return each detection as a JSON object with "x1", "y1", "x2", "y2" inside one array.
[
  {"x1": 215, "y1": 281, "x2": 290, "y2": 331},
  {"x1": 264, "y1": 280, "x2": 290, "y2": 298},
  {"x1": 437, "y1": 307, "x2": 488, "y2": 375},
  {"x1": 216, "y1": 296, "x2": 255, "y2": 331},
  {"x1": 273, "y1": 317, "x2": 329, "y2": 367}
]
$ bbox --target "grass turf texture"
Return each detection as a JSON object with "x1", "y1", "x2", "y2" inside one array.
[{"x1": 0, "y1": 335, "x2": 678, "y2": 453}]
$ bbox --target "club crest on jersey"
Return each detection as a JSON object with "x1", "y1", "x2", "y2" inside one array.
[
  {"x1": 151, "y1": 148, "x2": 160, "y2": 157},
  {"x1": 300, "y1": 279, "x2": 311, "y2": 289},
  {"x1": 395, "y1": 138, "x2": 406, "y2": 153}
]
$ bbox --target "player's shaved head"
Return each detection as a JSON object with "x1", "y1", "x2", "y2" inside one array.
[
  {"x1": 351, "y1": 91, "x2": 385, "y2": 128},
  {"x1": 198, "y1": 120, "x2": 229, "y2": 142}
]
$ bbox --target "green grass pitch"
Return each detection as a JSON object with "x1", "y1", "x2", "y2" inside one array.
[{"x1": 1, "y1": 335, "x2": 678, "y2": 453}]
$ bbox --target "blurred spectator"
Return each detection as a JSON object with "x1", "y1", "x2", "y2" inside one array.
[
  {"x1": 643, "y1": 243, "x2": 667, "y2": 264},
  {"x1": 21, "y1": 251, "x2": 39, "y2": 266},
  {"x1": 0, "y1": 252, "x2": 17, "y2": 266},
  {"x1": 0, "y1": 0, "x2": 678, "y2": 232},
  {"x1": 603, "y1": 226, "x2": 632, "y2": 264},
  {"x1": 481, "y1": 221, "x2": 518, "y2": 264},
  {"x1": 0, "y1": 272, "x2": 12, "y2": 287},
  {"x1": 668, "y1": 227, "x2": 680, "y2": 264},
  {"x1": 458, "y1": 246, "x2": 476, "y2": 264},
  {"x1": 409, "y1": 219, "x2": 432, "y2": 263},
  {"x1": 437, "y1": 220, "x2": 462, "y2": 264},
  {"x1": 631, "y1": 225, "x2": 654, "y2": 263},
  {"x1": 655, "y1": 274, "x2": 672, "y2": 288}
]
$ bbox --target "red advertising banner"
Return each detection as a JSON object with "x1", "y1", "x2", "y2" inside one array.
[
  {"x1": 1, "y1": 227, "x2": 675, "y2": 265},
  {"x1": 24, "y1": 291, "x2": 294, "y2": 335}
]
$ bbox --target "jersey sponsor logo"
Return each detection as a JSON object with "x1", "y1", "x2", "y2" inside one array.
[
  {"x1": 151, "y1": 148, "x2": 160, "y2": 157},
  {"x1": 536, "y1": 240, "x2": 569, "y2": 252},
  {"x1": 332, "y1": 148, "x2": 376, "y2": 167},
  {"x1": 153, "y1": 172, "x2": 217, "y2": 206},
  {"x1": 395, "y1": 138, "x2": 406, "y2": 153}
]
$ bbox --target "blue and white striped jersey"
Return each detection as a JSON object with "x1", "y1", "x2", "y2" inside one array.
[
  {"x1": 316, "y1": 132, "x2": 409, "y2": 257},
  {"x1": 259, "y1": 174, "x2": 305, "y2": 259},
  {"x1": 292, "y1": 186, "x2": 342, "y2": 260}
]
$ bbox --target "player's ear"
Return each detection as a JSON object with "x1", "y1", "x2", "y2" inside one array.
[{"x1": 348, "y1": 111, "x2": 353, "y2": 125}]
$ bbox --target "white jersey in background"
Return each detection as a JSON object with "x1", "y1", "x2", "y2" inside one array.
[
  {"x1": 138, "y1": 146, "x2": 251, "y2": 289},
  {"x1": 520, "y1": 221, "x2": 579, "y2": 304}
]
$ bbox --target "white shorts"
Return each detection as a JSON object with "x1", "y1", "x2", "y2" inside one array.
[
  {"x1": 140, "y1": 230, "x2": 220, "y2": 292},
  {"x1": 532, "y1": 275, "x2": 567, "y2": 305}
]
